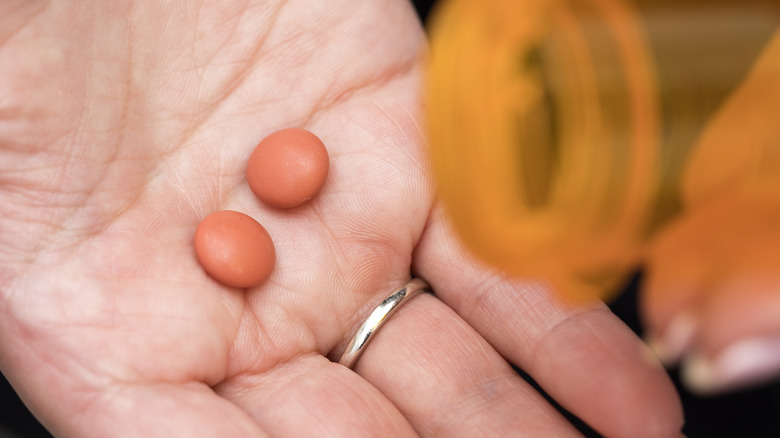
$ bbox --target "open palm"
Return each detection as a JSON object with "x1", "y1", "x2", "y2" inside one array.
[{"x1": 1, "y1": 1, "x2": 681, "y2": 436}]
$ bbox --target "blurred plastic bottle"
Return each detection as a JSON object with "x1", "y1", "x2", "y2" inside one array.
[{"x1": 427, "y1": 0, "x2": 780, "y2": 301}]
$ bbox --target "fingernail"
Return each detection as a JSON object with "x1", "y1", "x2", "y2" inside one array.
[
  {"x1": 681, "y1": 337, "x2": 780, "y2": 394},
  {"x1": 646, "y1": 313, "x2": 697, "y2": 365}
]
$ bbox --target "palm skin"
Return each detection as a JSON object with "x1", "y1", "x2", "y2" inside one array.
[{"x1": 0, "y1": 1, "x2": 682, "y2": 437}]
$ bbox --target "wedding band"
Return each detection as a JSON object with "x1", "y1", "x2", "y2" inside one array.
[{"x1": 338, "y1": 278, "x2": 430, "y2": 369}]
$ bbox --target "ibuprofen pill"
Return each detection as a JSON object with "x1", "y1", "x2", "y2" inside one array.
[
  {"x1": 194, "y1": 210, "x2": 275, "y2": 288},
  {"x1": 246, "y1": 128, "x2": 329, "y2": 208}
]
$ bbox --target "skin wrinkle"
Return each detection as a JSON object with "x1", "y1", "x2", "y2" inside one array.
[
  {"x1": 316, "y1": 195, "x2": 408, "y2": 350},
  {"x1": 215, "y1": 357, "x2": 294, "y2": 406},
  {"x1": 72, "y1": 380, "x2": 265, "y2": 438},
  {"x1": 7, "y1": 5, "x2": 141, "y2": 262},
  {"x1": 537, "y1": 310, "x2": 669, "y2": 436},
  {"x1": 129, "y1": 7, "x2": 362, "y2": 222},
  {"x1": 0, "y1": 202, "x2": 108, "y2": 297},
  {"x1": 463, "y1": 270, "x2": 594, "y2": 362},
  {"x1": 11, "y1": 0, "x2": 416, "y2": 430},
  {"x1": 313, "y1": 194, "x2": 411, "y2": 263},
  {"x1": 169, "y1": 6, "x2": 281, "y2": 147},
  {"x1": 412, "y1": 204, "x2": 685, "y2": 436},
  {"x1": 0, "y1": 142, "x2": 75, "y2": 178},
  {"x1": 240, "y1": 280, "x2": 320, "y2": 364},
  {"x1": 302, "y1": 162, "x2": 422, "y2": 351},
  {"x1": 9, "y1": 104, "x2": 412, "y2": 412},
  {"x1": 151, "y1": 157, "x2": 228, "y2": 220},
  {"x1": 225, "y1": 302, "x2": 276, "y2": 377},
  {"x1": 3, "y1": 222, "x2": 235, "y2": 394},
  {"x1": 319, "y1": 250, "x2": 406, "y2": 357},
  {"x1": 4, "y1": 304, "x2": 113, "y2": 404},
  {"x1": 73, "y1": 0, "x2": 320, "y2": 264},
  {"x1": 0, "y1": 1, "x2": 685, "y2": 435},
  {"x1": 283, "y1": 4, "x2": 422, "y2": 128},
  {"x1": 376, "y1": 102, "x2": 429, "y2": 176},
  {"x1": 218, "y1": 311, "x2": 326, "y2": 389},
  {"x1": 94, "y1": 296, "x2": 228, "y2": 383},
  {"x1": 0, "y1": 53, "x2": 68, "y2": 153},
  {"x1": 0, "y1": 0, "x2": 49, "y2": 46},
  {"x1": 436, "y1": 378, "x2": 529, "y2": 437},
  {"x1": 530, "y1": 304, "x2": 612, "y2": 368},
  {"x1": 110, "y1": 3, "x2": 286, "y2": 222},
  {"x1": 196, "y1": 147, "x2": 246, "y2": 215},
  {"x1": 303, "y1": 54, "x2": 422, "y2": 130},
  {"x1": 516, "y1": 290, "x2": 608, "y2": 368},
  {"x1": 457, "y1": 270, "x2": 522, "y2": 331},
  {"x1": 327, "y1": 157, "x2": 424, "y2": 229},
  {"x1": 361, "y1": 294, "x2": 578, "y2": 437},
  {"x1": 30, "y1": 367, "x2": 103, "y2": 436},
  {"x1": 260, "y1": 281, "x2": 330, "y2": 358},
  {"x1": 213, "y1": 355, "x2": 318, "y2": 430}
]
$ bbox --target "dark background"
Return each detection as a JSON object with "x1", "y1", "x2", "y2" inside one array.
[{"x1": 2, "y1": 1, "x2": 779, "y2": 436}]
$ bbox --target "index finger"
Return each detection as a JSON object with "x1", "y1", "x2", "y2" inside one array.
[{"x1": 413, "y1": 206, "x2": 684, "y2": 438}]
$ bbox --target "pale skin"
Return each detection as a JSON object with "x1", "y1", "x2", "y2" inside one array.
[
  {"x1": 643, "y1": 30, "x2": 780, "y2": 394},
  {"x1": 0, "y1": 1, "x2": 682, "y2": 437}
]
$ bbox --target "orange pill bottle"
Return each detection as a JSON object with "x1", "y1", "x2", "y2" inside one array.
[{"x1": 427, "y1": 0, "x2": 780, "y2": 301}]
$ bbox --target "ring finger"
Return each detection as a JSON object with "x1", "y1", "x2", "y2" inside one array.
[{"x1": 351, "y1": 289, "x2": 581, "y2": 437}]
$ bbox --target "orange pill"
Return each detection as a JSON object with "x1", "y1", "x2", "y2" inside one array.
[
  {"x1": 247, "y1": 128, "x2": 330, "y2": 208},
  {"x1": 194, "y1": 210, "x2": 275, "y2": 288}
]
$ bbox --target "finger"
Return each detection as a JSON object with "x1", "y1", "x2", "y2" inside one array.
[
  {"x1": 215, "y1": 354, "x2": 417, "y2": 438},
  {"x1": 354, "y1": 292, "x2": 580, "y2": 437},
  {"x1": 643, "y1": 194, "x2": 780, "y2": 393},
  {"x1": 679, "y1": 271, "x2": 780, "y2": 394},
  {"x1": 640, "y1": 202, "x2": 716, "y2": 363},
  {"x1": 413, "y1": 206, "x2": 684, "y2": 438},
  {"x1": 11, "y1": 376, "x2": 267, "y2": 437},
  {"x1": 642, "y1": 187, "x2": 780, "y2": 362}
]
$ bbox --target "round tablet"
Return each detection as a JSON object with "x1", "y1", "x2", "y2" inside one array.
[
  {"x1": 247, "y1": 128, "x2": 330, "y2": 209},
  {"x1": 194, "y1": 210, "x2": 275, "y2": 288}
]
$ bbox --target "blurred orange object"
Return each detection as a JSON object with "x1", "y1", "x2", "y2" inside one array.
[
  {"x1": 682, "y1": 31, "x2": 780, "y2": 208},
  {"x1": 427, "y1": 0, "x2": 780, "y2": 301}
]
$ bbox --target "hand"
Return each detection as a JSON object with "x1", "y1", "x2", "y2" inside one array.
[
  {"x1": 0, "y1": 1, "x2": 681, "y2": 436},
  {"x1": 643, "y1": 30, "x2": 780, "y2": 394}
]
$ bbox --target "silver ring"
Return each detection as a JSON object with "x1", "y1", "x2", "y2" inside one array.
[{"x1": 338, "y1": 278, "x2": 430, "y2": 369}]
